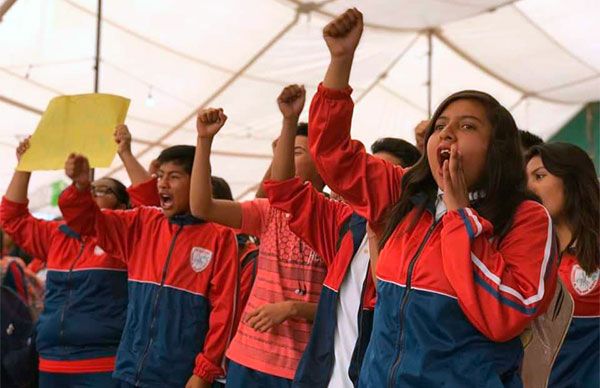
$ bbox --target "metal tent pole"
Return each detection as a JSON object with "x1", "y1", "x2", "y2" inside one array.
[
  {"x1": 426, "y1": 30, "x2": 433, "y2": 117},
  {"x1": 90, "y1": 0, "x2": 102, "y2": 181}
]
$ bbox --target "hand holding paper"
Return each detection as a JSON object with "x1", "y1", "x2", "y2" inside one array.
[{"x1": 16, "y1": 136, "x2": 32, "y2": 162}]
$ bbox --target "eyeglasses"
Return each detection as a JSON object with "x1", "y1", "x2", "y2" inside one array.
[{"x1": 91, "y1": 186, "x2": 116, "y2": 198}]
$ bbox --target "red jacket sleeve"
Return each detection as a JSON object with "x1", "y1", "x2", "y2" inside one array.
[
  {"x1": 308, "y1": 83, "x2": 406, "y2": 226},
  {"x1": 194, "y1": 226, "x2": 239, "y2": 382},
  {"x1": 127, "y1": 177, "x2": 160, "y2": 207},
  {"x1": 58, "y1": 185, "x2": 142, "y2": 262},
  {"x1": 0, "y1": 197, "x2": 59, "y2": 261},
  {"x1": 27, "y1": 258, "x2": 46, "y2": 273},
  {"x1": 441, "y1": 201, "x2": 559, "y2": 342},
  {"x1": 263, "y1": 177, "x2": 353, "y2": 268}
]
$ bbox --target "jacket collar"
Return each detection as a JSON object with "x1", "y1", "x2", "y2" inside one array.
[
  {"x1": 168, "y1": 213, "x2": 205, "y2": 226},
  {"x1": 58, "y1": 224, "x2": 81, "y2": 240}
]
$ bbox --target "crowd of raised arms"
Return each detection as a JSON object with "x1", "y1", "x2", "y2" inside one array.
[{"x1": 1, "y1": 8, "x2": 598, "y2": 388}]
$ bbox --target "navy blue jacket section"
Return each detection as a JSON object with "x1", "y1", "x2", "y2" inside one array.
[
  {"x1": 549, "y1": 317, "x2": 600, "y2": 388},
  {"x1": 359, "y1": 281, "x2": 523, "y2": 388},
  {"x1": 294, "y1": 214, "x2": 369, "y2": 388},
  {"x1": 37, "y1": 269, "x2": 128, "y2": 360},
  {"x1": 114, "y1": 280, "x2": 210, "y2": 388}
]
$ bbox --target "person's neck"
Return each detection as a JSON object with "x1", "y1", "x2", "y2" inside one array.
[
  {"x1": 555, "y1": 220, "x2": 573, "y2": 253},
  {"x1": 309, "y1": 178, "x2": 325, "y2": 193}
]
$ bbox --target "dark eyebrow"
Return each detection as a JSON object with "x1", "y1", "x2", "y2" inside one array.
[
  {"x1": 459, "y1": 115, "x2": 483, "y2": 123},
  {"x1": 437, "y1": 115, "x2": 483, "y2": 123},
  {"x1": 531, "y1": 166, "x2": 546, "y2": 175}
]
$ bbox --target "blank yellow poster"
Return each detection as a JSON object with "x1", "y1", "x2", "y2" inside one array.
[{"x1": 17, "y1": 93, "x2": 130, "y2": 171}]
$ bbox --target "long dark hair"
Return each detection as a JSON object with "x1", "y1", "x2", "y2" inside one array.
[
  {"x1": 379, "y1": 90, "x2": 530, "y2": 249},
  {"x1": 104, "y1": 177, "x2": 130, "y2": 208},
  {"x1": 211, "y1": 176, "x2": 233, "y2": 200},
  {"x1": 526, "y1": 142, "x2": 599, "y2": 274}
]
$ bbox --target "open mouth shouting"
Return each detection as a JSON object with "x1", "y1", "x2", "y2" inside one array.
[
  {"x1": 438, "y1": 147, "x2": 451, "y2": 169},
  {"x1": 159, "y1": 192, "x2": 174, "y2": 210}
]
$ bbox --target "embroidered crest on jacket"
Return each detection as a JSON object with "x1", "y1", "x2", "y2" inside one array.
[{"x1": 190, "y1": 247, "x2": 212, "y2": 272}]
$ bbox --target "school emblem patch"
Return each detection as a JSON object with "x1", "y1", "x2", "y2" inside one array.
[
  {"x1": 94, "y1": 246, "x2": 105, "y2": 256},
  {"x1": 190, "y1": 247, "x2": 212, "y2": 273},
  {"x1": 571, "y1": 265, "x2": 599, "y2": 296}
]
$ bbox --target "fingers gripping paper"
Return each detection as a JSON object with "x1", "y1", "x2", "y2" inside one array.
[{"x1": 17, "y1": 94, "x2": 130, "y2": 171}]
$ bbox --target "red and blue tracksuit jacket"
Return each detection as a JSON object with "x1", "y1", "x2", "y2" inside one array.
[
  {"x1": 0, "y1": 197, "x2": 128, "y2": 374},
  {"x1": 58, "y1": 185, "x2": 239, "y2": 387},
  {"x1": 308, "y1": 84, "x2": 559, "y2": 387},
  {"x1": 126, "y1": 177, "x2": 258, "y2": 334},
  {"x1": 263, "y1": 177, "x2": 375, "y2": 387},
  {"x1": 549, "y1": 253, "x2": 599, "y2": 387}
]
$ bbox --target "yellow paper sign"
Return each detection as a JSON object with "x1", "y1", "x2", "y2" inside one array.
[{"x1": 17, "y1": 93, "x2": 130, "y2": 171}]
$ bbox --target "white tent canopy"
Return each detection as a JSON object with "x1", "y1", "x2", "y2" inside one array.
[{"x1": 1, "y1": 0, "x2": 598, "y2": 215}]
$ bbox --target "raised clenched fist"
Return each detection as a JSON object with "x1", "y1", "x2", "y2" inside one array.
[
  {"x1": 323, "y1": 8, "x2": 364, "y2": 58},
  {"x1": 114, "y1": 124, "x2": 132, "y2": 155},
  {"x1": 148, "y1": 159, "x2": 160, "y2": 178},
  {"x1": 196, "y1": 108, "x2": 227, "y2": 139},
  {"x1": 277, "y1": 84, "x2": 306, "y2": 120},
  {"x1": 64, "y1": 153, "x2": 91, "y2": 190}
]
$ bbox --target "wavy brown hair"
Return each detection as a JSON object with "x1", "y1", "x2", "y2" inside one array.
[
  {"x1": 526, "y1": 142, "x2": 599, "y2": 274},
  {"x1": 379, "y1": 90, "x2": 532, "y2": 249}
]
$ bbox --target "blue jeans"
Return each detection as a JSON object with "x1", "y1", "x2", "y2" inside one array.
[{"x1": 225, "y1": 360, "x2": 292, "y2": 388}]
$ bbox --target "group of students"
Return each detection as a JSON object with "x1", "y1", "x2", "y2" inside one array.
[{"x1": 1, "y1": 8, "x2": 598, "y2": 388}]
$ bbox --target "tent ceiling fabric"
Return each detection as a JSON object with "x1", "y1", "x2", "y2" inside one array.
[
  {"x1": 1, "y1": 0, "x2": 598, "y2": 214},
  {"x1": 288, "y1": 0, "x2": 516, "y2": 31}
]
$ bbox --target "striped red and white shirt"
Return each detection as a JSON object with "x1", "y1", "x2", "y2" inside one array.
[{"x1": 226, "y1": 198, "x2": 326, "y2": 379}]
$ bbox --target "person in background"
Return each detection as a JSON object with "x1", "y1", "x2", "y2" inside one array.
[
  {"x1": 370, "y1": 137, "x2": 421, "y2": 167},
  {"x1": 190, "y1": 85, "x2": 325, "y2": 388},
  {"x1": 2, "y1": 227, "x2": 33, "y2": 263},
  {"x1": 526, "y1": 142, "x2": 599, "y2": 388},
  {"x1": 0, "y1": 138, "x2": 130, "y2": 388},
  {"x1": 518, "y1": 129, "x2": 543, "y2": 153},
  {"x1": 1, "y1": 254, "x2": 39, "y2": 388},
  {"x1": 413, "y1": 120, "x2": 430, "y2": 153},
  {"x1": 254, "y1": 139, "x2": 279, "y2": 199},
  {"x1": 264, "y1": 131, "x2": 419, "y2": 387},
  {"x1": 210, "y1": 176, "x2": 260, "y2": 328}
]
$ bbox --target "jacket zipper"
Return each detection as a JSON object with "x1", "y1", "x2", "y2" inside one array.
[
  {"x1": 59, "y1": 240, "x2": 86, "y2": 346},
  {"x1": 387, "y1": 220, "x2": 439, "y2": 388},
  {"x1": 134, "y1": 225, "x2": 184, "y2": 386}
]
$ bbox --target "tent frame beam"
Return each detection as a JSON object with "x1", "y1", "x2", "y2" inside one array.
[
  {"x1": 104, "y1": 10, "x2": 302, "y2": 177},
  {"x1": 0, "y1": 95, "x2": 272, "y2": 161},
  {"x1": 355, "y1": 34, "x2": 421, "y2": 104},
  {"x1": 0, "y1": 0, "x2": 17, "y2": 22},
  {"x1": 432, "y1": 29, "x2": 571, "y2": 106}
]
